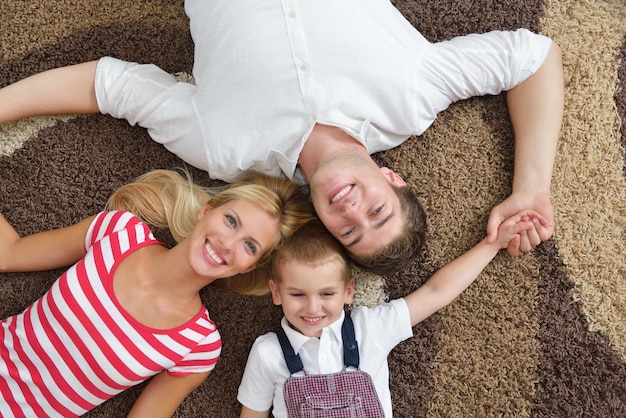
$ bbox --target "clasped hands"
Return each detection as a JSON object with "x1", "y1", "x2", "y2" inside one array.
[{"x1": 487, "y1": 190, "x2": 554, "y2": 257}]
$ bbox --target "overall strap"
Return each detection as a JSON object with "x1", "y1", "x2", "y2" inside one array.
[
  {"x1": 277, "y1": 326, "x2": 304, "y2": 374},
  {"x1": 341, "y1": 315, "x2": 360, "y2": 368},
  {"x1": 277, "y1": 315, "x2": 361, "y2": 374}
]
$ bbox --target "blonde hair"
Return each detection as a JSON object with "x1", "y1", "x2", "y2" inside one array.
[
  {"x1": 107, "y1": 169, "x2": 314, "y2": 295},
  {"x1": 271, "y1": 219, "x2": 352, "y2": 286}
]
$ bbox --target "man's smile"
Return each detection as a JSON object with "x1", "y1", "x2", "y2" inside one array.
[{"x1": 329, "y1": 184, "x2": 354, "y2": 204}]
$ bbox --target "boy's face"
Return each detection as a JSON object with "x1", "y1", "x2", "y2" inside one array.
[{"x1": 269, "y1": 260, "x2": 354, "y2": 338}]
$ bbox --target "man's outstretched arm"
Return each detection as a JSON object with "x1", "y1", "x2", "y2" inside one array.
[
  {"x1": 0, "y1": 61, "x2": 99, "y2": 124},
  {"x1": 488, "y1": 41, "x2": 564, "y2": 256}
]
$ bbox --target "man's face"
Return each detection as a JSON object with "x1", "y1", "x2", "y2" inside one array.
[{"x1": 308, "y1": 154, "x2": 406, "y2": 256}]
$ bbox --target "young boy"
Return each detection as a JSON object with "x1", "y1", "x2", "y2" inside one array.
[{"x1": 237, "y1": 213, "x2": 545, "y2": 417}]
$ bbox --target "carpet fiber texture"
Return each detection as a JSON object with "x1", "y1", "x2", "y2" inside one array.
[{"x1": 1, "y1": 1, "x2": 625, "y2": 416}]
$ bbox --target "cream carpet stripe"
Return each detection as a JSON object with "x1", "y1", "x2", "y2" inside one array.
[
  {"x1": 0, "y1": 116, "x2": 73, "y2": 157},
  {"x1": 0, "y1": 71, "x2": 194, "y2": 157},
  {"x1": 351, "y1": 269, "x2": 386, "y2": 308},
  {"x1": 541, "y1": 0, "x2": 626, "y2": 358},
  {"x1": 421, "y1": 105, "x2": 540, "y2": 417}
]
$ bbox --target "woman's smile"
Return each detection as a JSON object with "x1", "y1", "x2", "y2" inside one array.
[{"x1": 204, "y1": 240, "x2": 226, "y2": 265}]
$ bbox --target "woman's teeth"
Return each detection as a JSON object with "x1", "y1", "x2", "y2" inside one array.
[{"x1": 206, "y1": 243, "x2": 225, "y2": 265}]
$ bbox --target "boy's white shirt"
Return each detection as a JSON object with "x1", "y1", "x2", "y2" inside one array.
[{"x1": 237, "y1": 298, "x2": 413, "y2": 417}]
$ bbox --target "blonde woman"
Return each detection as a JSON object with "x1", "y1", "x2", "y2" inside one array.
[{"x1": 0, "y1": 169, "x2": 313, "y2": 417}]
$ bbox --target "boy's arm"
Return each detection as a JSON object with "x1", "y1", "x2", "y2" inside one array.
[
  {"x1": 127, "y1": 371, "x2": 210, "y2": 418},
  {"x1": 405, "y1": 213, "x2": 538, "y2": 326},
  {"x1": 237, "y1": 336, "x2": 279, "y2": 417},
  {"x1": 0, "y1": 213, "x2": 95, "y2": 272},
  {"x1": 240, "y1": 406, "x2": 270, "y2": 418}
]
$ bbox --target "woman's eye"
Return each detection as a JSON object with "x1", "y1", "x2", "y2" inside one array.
[
  {"x1": 225, "y1": 214, "x2": 236, "y2": 227},
  {"x1": 245, "y1": 241, "x2": 257, "y2": 255},
  {"x1": 342, "y1": 228, "x2": 353, "y2": 237}
]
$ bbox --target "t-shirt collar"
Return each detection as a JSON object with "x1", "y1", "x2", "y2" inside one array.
[{"x1": 280, "y1": 310, "x2": 346, "y2": 354}]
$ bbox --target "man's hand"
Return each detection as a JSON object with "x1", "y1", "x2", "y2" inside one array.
[{"x1": 487, "y1": 191, "x2": 554, "y2": 256}]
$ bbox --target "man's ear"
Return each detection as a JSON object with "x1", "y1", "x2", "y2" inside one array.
[
  {"x1": 344, "y1": 277, "x2": 356, "y2": 305},
  {"x1": 380, "y1": 167, "x2": 407, "y2": 187},
  {"x1": 269, "y1": 279, "x2": 282, "y2": 306}
]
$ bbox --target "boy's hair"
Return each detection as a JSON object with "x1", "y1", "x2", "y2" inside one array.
[
  {"x1": 271, "y1": 219, "x2": 352, "y2": 286},
  {"x1": 349, "y1": 184, "x2": 426, "y2": 276}
]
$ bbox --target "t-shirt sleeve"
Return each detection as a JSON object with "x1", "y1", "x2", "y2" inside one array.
[
  {"x1": 351, "y1": 298, "x2": 414, "y2": 352},
  {"x1": 166, "y1": 324, "x2": 222, "y2": 376},
  {"x1": 84, "y1": 211, "x2": 142, "y2": 251},
  {"x1": 237, "y1": 333, "x2": 280, "y2": 412}
]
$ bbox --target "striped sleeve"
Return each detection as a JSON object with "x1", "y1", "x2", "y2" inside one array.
[
  {"x1": 84, "y1": 211, "x2": 141, "y2": 251},
  {"x1": 166, "y1": 313, "x2": 222, "y2": 376}
]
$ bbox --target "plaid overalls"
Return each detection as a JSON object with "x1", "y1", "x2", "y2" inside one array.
[{"x1": 277, "y1": 316, "x2": 385, "y2": 417}]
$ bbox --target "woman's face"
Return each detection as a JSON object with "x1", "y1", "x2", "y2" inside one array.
[{"x1": 189, "y1": 199, "x2": 279, "y2": 279}]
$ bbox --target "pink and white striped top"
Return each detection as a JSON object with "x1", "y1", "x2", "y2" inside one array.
[{"x1": 0, "y1": 211, "x2": 222, "y2": 417}]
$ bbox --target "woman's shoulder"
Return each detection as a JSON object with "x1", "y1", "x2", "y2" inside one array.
[
  {"x1": 86, "y1": 210, "x2": 161, "y2": 249},
  {"x1": 94, "y1": 210, "x2": 155, "y2": 234}
]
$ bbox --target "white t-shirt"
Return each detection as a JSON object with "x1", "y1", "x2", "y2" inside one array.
[
  {"x1": 237, "y1": 298, "x2": 413, "y2": 417},
  {"x1": 95, "y1": 0, "x2": 552, "y2": 183}
]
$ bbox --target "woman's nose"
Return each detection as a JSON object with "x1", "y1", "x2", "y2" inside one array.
[{"x1": 219, "y1": 235, "x2": 236, "y2": 253}]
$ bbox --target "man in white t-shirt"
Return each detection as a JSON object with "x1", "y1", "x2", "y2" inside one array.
[{"x1": 0, "y1": 0, "x2": 564, "y2": 275}]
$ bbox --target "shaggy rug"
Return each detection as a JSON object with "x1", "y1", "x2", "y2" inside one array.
[{"x1": 1, "y1": 0, "x2": 625, "y2": 416}]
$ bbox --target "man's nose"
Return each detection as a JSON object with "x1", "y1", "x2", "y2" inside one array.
[
  {"x1": 342, "y1": 201, "x2": 366, "y2": 225},
  {"x1": 342, "y1": 199, "x2": 360, "y2": 215}
]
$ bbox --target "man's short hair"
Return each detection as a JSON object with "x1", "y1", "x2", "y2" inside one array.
[{"x1": 349, "y1": 185, "x2": 426, "y2": 275}]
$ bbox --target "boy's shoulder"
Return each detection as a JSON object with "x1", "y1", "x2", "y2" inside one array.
[
  {"x1": 252, "y1": 329, "x2": 281, "y2": 347},
  {"x1": 350, "y1": 298, "x2": 413, "y2": 337},
  {"x1": 350, "y1": 298, "x2": 408, "y2": 320}
]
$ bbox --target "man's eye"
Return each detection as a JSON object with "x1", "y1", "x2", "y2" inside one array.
[{"x1": 372, "y1": 205, "x2": 384, "y2": 215}]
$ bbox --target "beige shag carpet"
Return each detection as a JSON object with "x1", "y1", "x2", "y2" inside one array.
[{"x1": 1, "y1": 0, "x2": 625, "y2": 416}]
